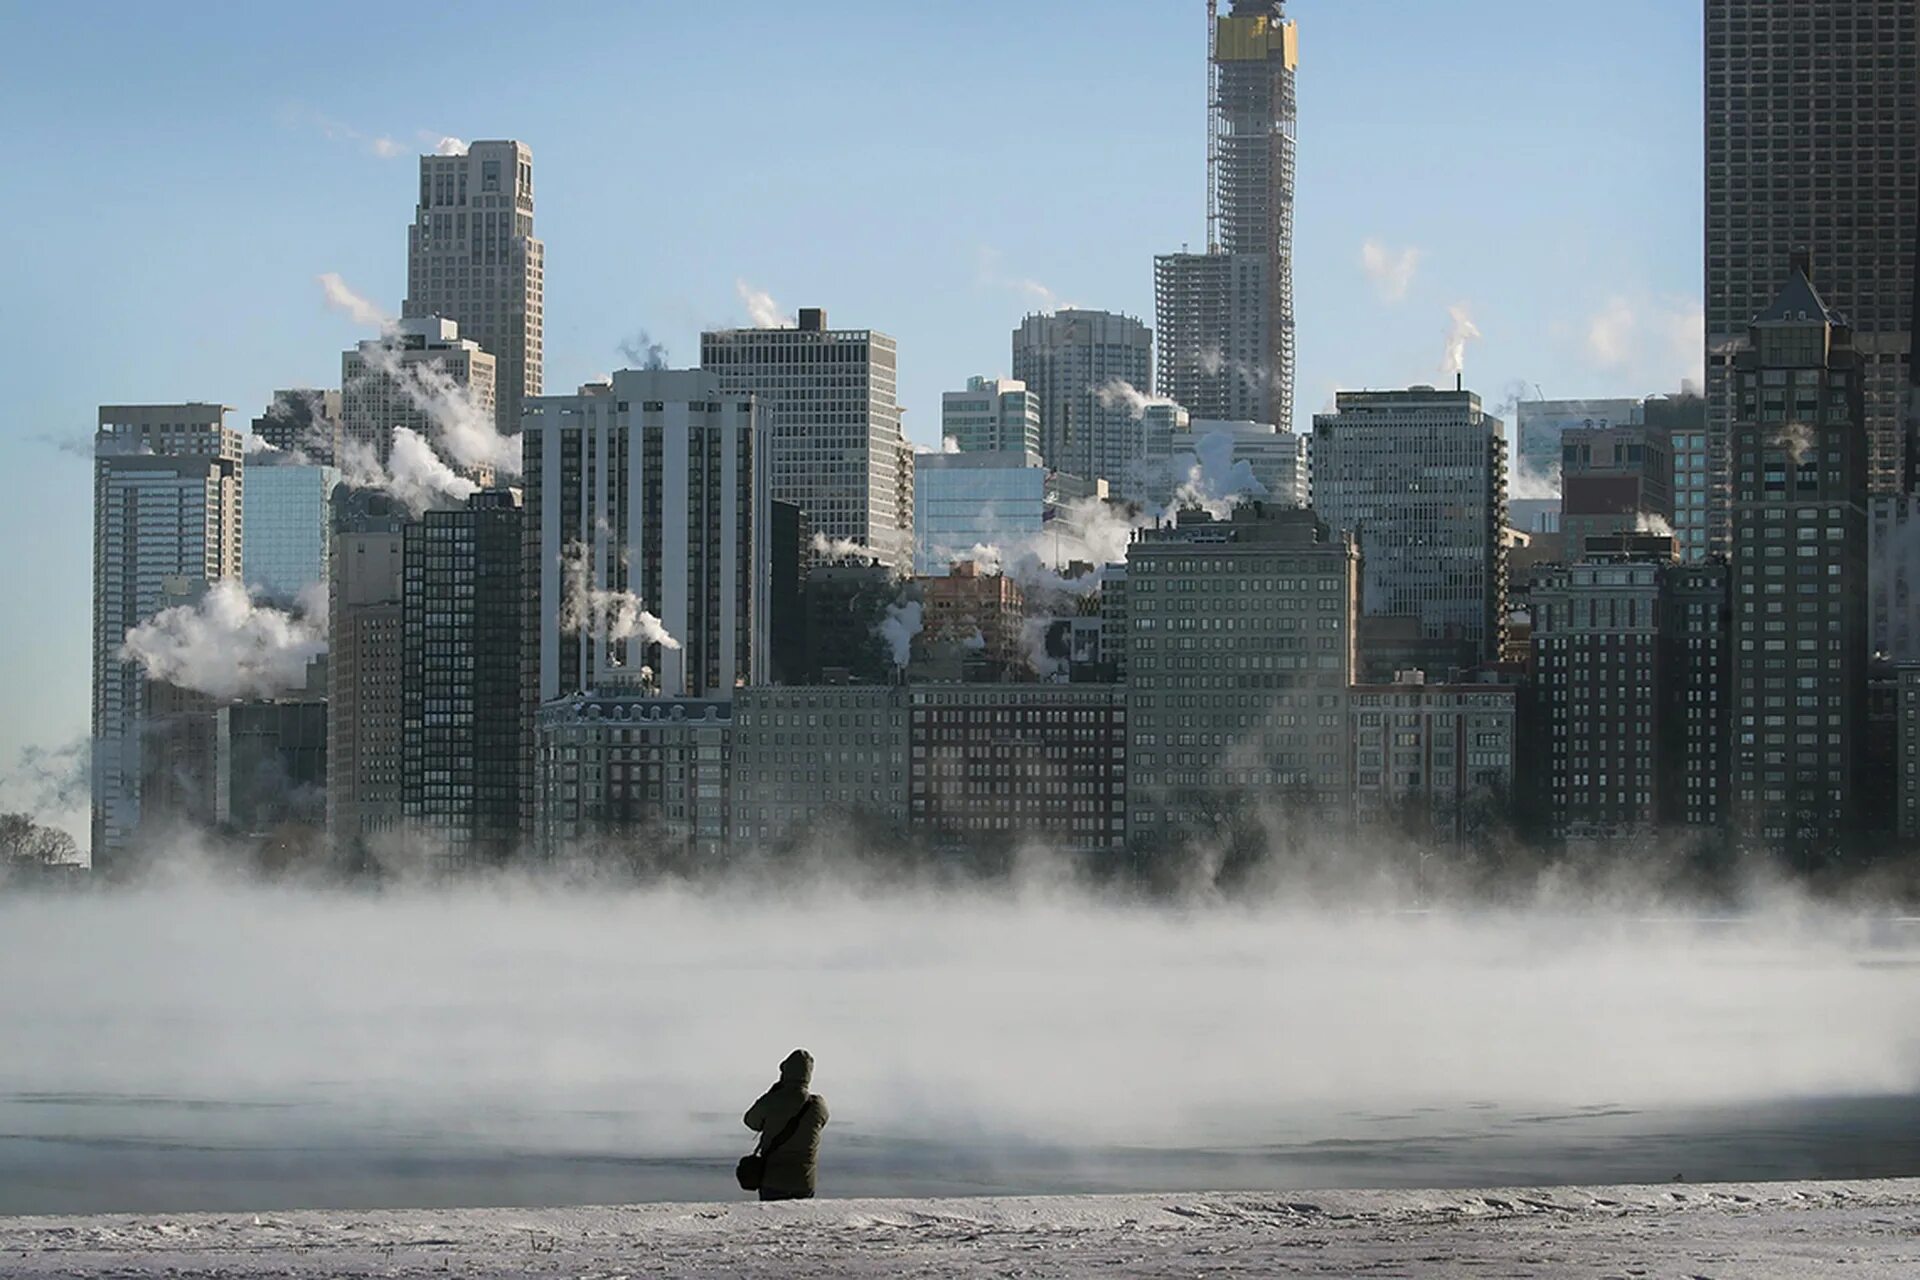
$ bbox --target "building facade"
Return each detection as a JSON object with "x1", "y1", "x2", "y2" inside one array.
[
  {"x1": 1560, "y1": 425, "x2": 1674, "y2": 556},
  {"x1": 243, "y1": 457, "x2": 340, "y2": 605},
  {"x1": 401, "y1": 489, "x2": 527, "y2": 868},
  {"x1": 910, "y1": 684, "x2": 1127, "y2": 854},
  {"x1": 402, "y1": 139, "x2": 543, "y2": 437},
  {"x1": 1311, "y1": 387, "x2": 1510, "y2": 664},
  {"x1": 940, "y1": 376, "x2": 1041, "y2": 455},
  {"x1": 535, "y1": 691, "x2": 731, "y2": 862},
  {"x1": 253, "y1": 388, "x2": 343, "y2": 465},
  {"x1": 1010, "y1": 309, "x2": 1154, "y2": 485},
  {"x1": 1124, "y1": 504, "x2": 1357, "y2": 847},
  {"x1": 1729, "y1": 263, "x2": 1870, "y2": 863},
  {"x1": 1869, "y1": 493, "x2": 1920, "y2": 661},
  {"x1": 1348, "y1": 676, "x2": 1517, "y2": 848},
  {"x1": 522, "y1": 370, "x2": 769, "y2": 703},
  {"x1": 341, "y1": 316, "x2": 496, "y2": 472},
  {"x1": 1531, "y1": 545, "x2": 1670, "y2": 841},
  {"x1": 91, "y1": 404, "x2": 243, "y2": 871},
  {"x1": 326, "y1": 487, "x2": 409, "y2": 861},
  {"x1": 1706, "y1": 2, "x2": 1917, "y2": 553},
  {"x1": 1514, "y1": 398, "x2": 1641, "y2": 494},
  {"x1": 702, "y1": 308, "x2": 911, "y2": 569},
  {"x1": 1154, "y1": 1, "x2": 1298, "y2": 429},
  {"x1": 729, "y1": 685, "x2": 911, "y2": 848},
  {"x1": 1663, "y1": 560, "x2": 1733, "y2": 829}
]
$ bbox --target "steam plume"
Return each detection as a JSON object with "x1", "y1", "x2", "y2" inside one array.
[
  {"x1": 1094, "y1": 378, "x2": 1179, "y2": 420},
  {"x1": 736, "y1": 279, "x2": 792, "y2": 329},
  {"x1": 337, "y1": 428, "x2": 479, "y2": 515},
  {"x1": 317, "y1": 273, "x2": 394, "y2": 332},
  {"x1": 559, "y1": 543, "x2": 680, "y2": 652},
  {"x1": 878, "y1": 600, "x2": 923, "y2": 667},
  {"x1": 618, "y1": 331, "x2": 670, "y2": 371},
  {"x1": 119, "y1": 581, "x2": 326, "y2": 701},
  {"x1": 1442, "y1": 304, "x2": 1482, "y2": 378}
]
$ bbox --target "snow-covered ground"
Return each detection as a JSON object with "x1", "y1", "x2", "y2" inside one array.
[{"x1": 4, "y1": 1180, "x2": 1917, "y2": 1278}]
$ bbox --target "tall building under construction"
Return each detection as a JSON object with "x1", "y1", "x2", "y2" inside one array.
[{"x1": 1155, "y1": 1, "x2": 1298, "y2": 430}]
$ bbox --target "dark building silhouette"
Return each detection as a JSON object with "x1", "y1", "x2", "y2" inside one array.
[
  {"x1": 402, "y1": 489, "x2": 527, "y2": 868},
  {"x1": 1729, "y1": 260, "x2": 1870, "y2": 865}
]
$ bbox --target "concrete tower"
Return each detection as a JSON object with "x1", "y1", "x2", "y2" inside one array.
[{"x1": 403, "y1": 140, "x2": 543, "y2": 438}]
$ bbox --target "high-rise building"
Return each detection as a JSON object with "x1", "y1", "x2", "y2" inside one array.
[
  {"x1": 1869, "y1": 494, "x2": 1920, "y2": 661},
  {"x1": 1900, "y1": 664, "x2": 1920, "y2": 840},
  {"x1": 91, "y1": 404, "x2": 242, "y2": 871},
  {"x1": 768, "y1": 500, "x2": 810, "y2": 685},
  {"x1": 1559, "y1": 425, "x2": 1674, "y2": 555},
  {"x1": 243, "y1": 455, "x2": 340, "y2": 605},
  {"x1": 1183, "y1": 419, "x2": 1310, "y2": 509},
  {"x1": 1311, "y1": 386, "x2": 1510, "y2": 664},
  {"x1": 402, "y1": 140, "x2": 543, "y2": 438},
  {"x1": 1125, "y1": 504, "x2": 1357, "y2": 848},
  {"x1": 522, "y1": 370, "x2": 769, "y2": 703},
  {"x1": 1664, "y1": 559, "x2": 1733, "y2": 830},
  {"x1": 217, "y1": 700, "x2": 329, "y2": 836},
  {"x1": 326, "y1": 487, "x2": 409, "y2": 862},
  {"x1": 1155, "y1": 1, "x2": 1298, "y2": 429},
  {"x1": 1729, "y1": 261, "x2": 1870, "y2": 863},
  {"x1": 1531, "y1": 539, "x2": 1673, "y2": 842},
  {"x1": 701, "y1": 308, "x2": 911, "y2": 569},
  {"x1": 1706, "y1": 2, "x2": 1917, "y2": 552},
  {"x1": 340, "y1": 316, "x2": 496, "y2": 473},
  {"x1": 940, "y1": 376, "x2": 1041, "y2": 455},
  {"x1": 401, "y1": 488, "x2": 527, "y2": 869},
  {"x1": 252, "y1": 389, "x2": 343, "y2": 465},
  {"x1": 1513, "y1": 398, "x2": 1640, "y2": 492},
  {"x1": 1010, "y1": 309, "x2": 1154, "y2": 485},
  {"x1": 912, "y1": 450, "x2": 1095, "y2": 577}
]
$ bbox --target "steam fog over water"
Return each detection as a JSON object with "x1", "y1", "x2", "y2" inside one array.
[{"x1": 5, "y1": 879, "x2": 1920, "y2": 1214}]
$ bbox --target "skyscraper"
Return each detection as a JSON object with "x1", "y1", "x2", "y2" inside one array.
[
  {"x1": 1559, "y1": 425, "x2": 1674, "y2": 555},
  {"x1": 252, "y1": 389, "x2": 343, "y2": 465},
  {"x1": 243, "y1": 454, "x2": 339, "y2": 605},
  {"x1": 1010, "y1": 309, "x2": 1154, "y2": 486},
  {"x1": 1311, "y1": 387, "x2": 1511, "y2": 664},
  {"x1": 702, "y1": 308, "x2": 911, "y2": 569},
  {"x1": 327, "y1": 487, "x2": 409, "y2": 862},
  {"x1": 91, "y1": 404, "x2": 243, "y2": 871},
  {"x1": 1155, "y1": 0, "x2": 1298, "y2": 429},
  {"x1": 340, "y1": 316, "x2": 495, "y2": 472},
  {"x1": 523, "y1": 369, "x2": 770, "y2": 703},
  {"x1": 940, "y1": 376, "x2": 1041, "y2": 454},
  {"x1": 1125, "y1": 504, "x2": 1356, "y2": 849},
  {"x1": 1705, "y1": 1, "x2": 1917, "y2": 555},
  {"x1": 401, "y1": 488, "x2": 527, "y2": 869},
  {"x1": 1729, "y1": 260, "x2": 1870, "y2": 863},
  {"x1": 402, "y1": 140, "x2": 543, "y2": 438}
]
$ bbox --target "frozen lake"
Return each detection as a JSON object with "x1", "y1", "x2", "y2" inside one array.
[{"x1": 4, "y1": 882, "x2": 1919, "y2": 1214}]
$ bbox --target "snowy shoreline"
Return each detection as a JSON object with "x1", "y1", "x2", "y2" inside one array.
[{"x1": 4, "y1": 1179, "x2": 1917, "y2": 1278}]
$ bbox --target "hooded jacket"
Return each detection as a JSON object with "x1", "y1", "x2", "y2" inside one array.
[{"x1": 743, "y1": 1049, "x2": 829, "y2": 1196}]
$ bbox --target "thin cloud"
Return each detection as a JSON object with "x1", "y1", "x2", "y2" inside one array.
[{"x1": 1360, "y1": 239, "x2": 1421, "y2": 303}]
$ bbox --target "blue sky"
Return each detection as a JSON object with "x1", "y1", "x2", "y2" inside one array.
[{"x1": 0, "y1": 1, "x2": 1702, "y2": 845}]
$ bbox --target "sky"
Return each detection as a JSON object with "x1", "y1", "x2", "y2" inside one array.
[{"x1": 0, "y1": 1, "x2": 1704, "y2": 848}]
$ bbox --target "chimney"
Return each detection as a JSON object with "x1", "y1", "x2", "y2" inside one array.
[
  {"x1": 1455, "y1": 372, "x2": 1463, "y2": 392},
  {"x1": 799, "y1": 308, "x2": 826, "y2": 333}
]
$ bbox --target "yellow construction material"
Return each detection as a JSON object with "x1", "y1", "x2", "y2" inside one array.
[{"x1": 1215, "y1": 15, "x2": 1298, "y2": 67}]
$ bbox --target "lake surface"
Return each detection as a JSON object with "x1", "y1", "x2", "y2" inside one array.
[{"x1": 5, "y1": 883, "x2": 1917, "y2": 1214}]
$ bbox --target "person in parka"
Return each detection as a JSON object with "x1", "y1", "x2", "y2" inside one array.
[{"x1": 743, "y1": 1048, "x2": 829, "y2": 1200}]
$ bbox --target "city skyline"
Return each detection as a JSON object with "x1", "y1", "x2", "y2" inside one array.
[{"x1": 4, "y1": 1, "x2": 1704, "y2": 848}]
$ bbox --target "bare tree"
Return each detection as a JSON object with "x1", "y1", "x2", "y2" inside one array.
[{"x1": 0, "y1": 812, "x2": 81, "y2": 867}]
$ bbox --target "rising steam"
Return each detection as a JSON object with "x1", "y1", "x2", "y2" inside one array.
[
  {"x1": 118, "y1": 581, "x2": 326, "y2": 701},
  {"x1": 1442, "y1": 304, "x2": 1482, "y2": 378},
  {"x1": 736, "y1": 279, "x2": 792, "y2": 329},
  {"x1": 559, "y1": 543, "x2": 680, "y2": 652}
]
